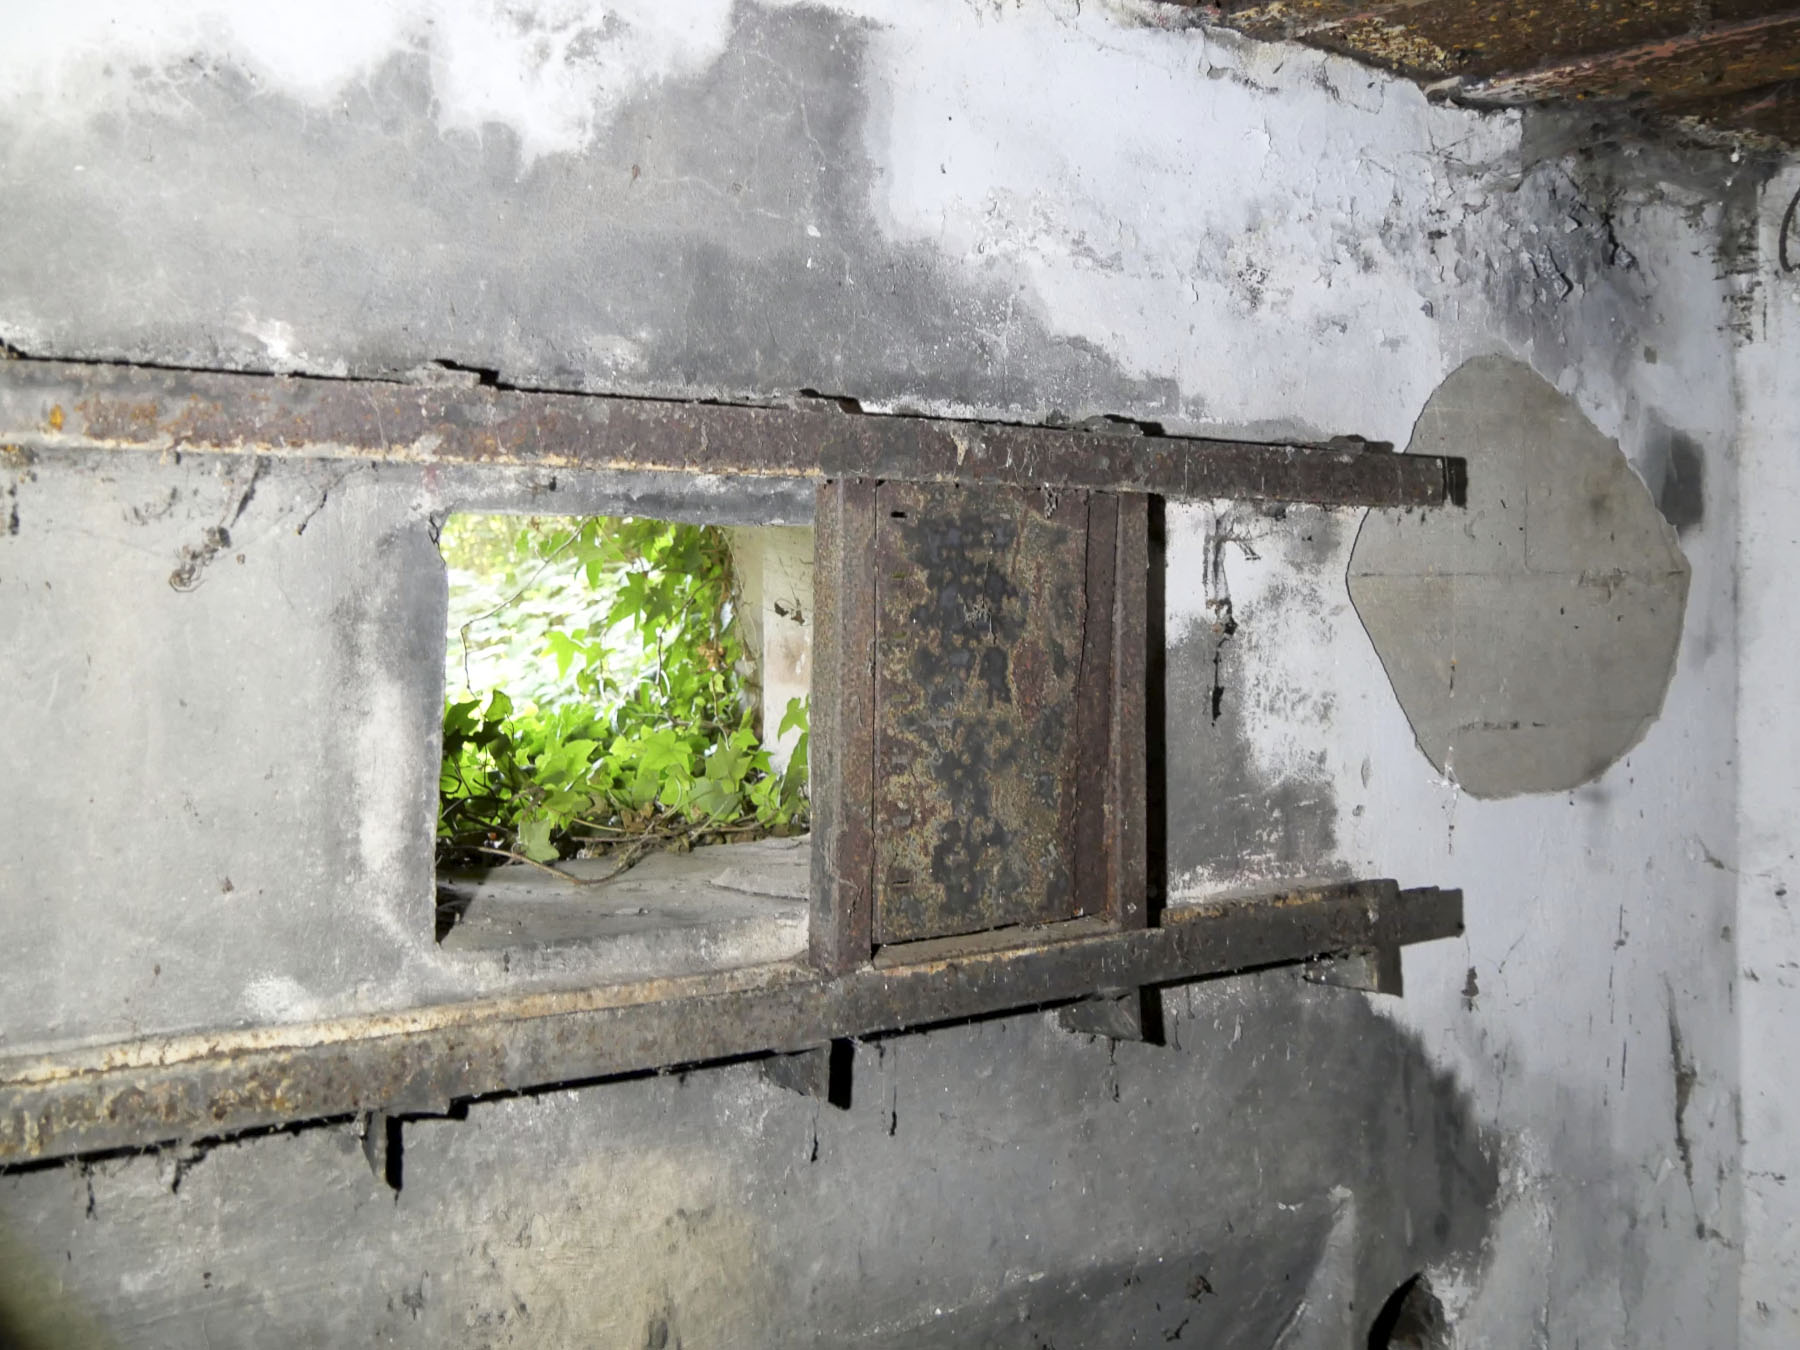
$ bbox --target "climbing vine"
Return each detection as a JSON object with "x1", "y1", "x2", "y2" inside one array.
[{"x1": 437, "y1": 514, "x2": 808, "y2": 873}]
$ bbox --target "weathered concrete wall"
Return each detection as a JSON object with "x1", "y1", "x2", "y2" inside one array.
[
  {"x1": 1736, "y1": 161, "x2": 1800, "y2": 1350},
  {"x1": 725, "y1": 525, "x2": 815, "y2": 774},
  {"x1": 0, "y1": 980, "x2": 1494, "y2": 1348},
  {"x1": 0, "y1": 1, "x2": 1782, "y2": 1344},
  {"x1": 0, "y1": 455, "x2": 812, "y2": 1051}
]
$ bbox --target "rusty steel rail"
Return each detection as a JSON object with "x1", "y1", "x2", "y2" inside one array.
[
  {"x1": 0, "y1": 358, "x2": 1458, "y2": 507},
  {"x1": 1466, "y1": 11, "x2": 1800, "y2": 106},
  {"x1": 0, "y1": 881, "x2": 1461, "y2": 1164}
]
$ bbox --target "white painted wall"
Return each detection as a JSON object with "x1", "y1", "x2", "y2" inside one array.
[{"x1": 0, "y1": 0, "x2": 741, "y2": 166}]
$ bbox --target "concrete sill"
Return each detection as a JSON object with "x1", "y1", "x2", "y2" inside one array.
[{"x1": 434, "y1": 835, "x2": 810, "y2": 984}]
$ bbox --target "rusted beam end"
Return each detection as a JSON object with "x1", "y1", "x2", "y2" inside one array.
[
  {"x1": 1465, "y1": 12, "x2": 1800, "y2": 105},
  {"x1": 1185, "y1": 2, "x2": 1800, "y2": 147},
  {"x1": 1667, "y1": 77, "x2": 1800, "y2": 146}
]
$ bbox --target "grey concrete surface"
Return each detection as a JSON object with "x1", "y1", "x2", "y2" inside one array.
[
  {"x1": 0, "y1": 4, "x2": 1183, "y2": 428},
  {"x1": 1165, "y1": 504, "x2": 1352, "y2": 895},
  {"x1": 0, "y1": 973, "x2": 1495, "y2": 1349},
  {"x1": 1348, "y1": 356, "x2": 1691, "y2": 798},
  {"x1": 0, "y1": 451, "x2": 816, "y2": 1054},
  {"x1": 437, "y1": 837, "x2": 809, "y2": 979}
]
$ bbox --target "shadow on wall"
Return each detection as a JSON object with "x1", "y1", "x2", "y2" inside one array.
[
  {"x1": 0, "y1": 975, "x2": 1496, "y2": 1349},
  {"x1": 0, "y1": 1224, "x2": 117, "y2": 1350},
  {"x1": 1349, "y1": 355, "x2": 1690, "y2": 798}
]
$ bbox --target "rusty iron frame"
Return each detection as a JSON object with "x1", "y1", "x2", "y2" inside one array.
[
  {"x1": 834, "y1": 479, "x2": 1148, "y2": 956},
  {"x1": 811, "y1": 479, "x2": 1150, "y2": 963},
  {"x1": 0, "y1": 882, "x2": 1460, "y2": 1164},
  {"x1": 868, "y1": 480, "x2": 1104, "y2": 943},
  {"x1": 810, "y1": 480, "x2": 879, "y2": 975},
  {"x1": 0, "y1": 358, "x2": 1459, "y2": 507},
  {"x1": 0, "y1": 356, "x2": 1469, "y2": 1165},
  {"x1": 1109, "y1": 495, "x2": 1151, "y2": 933}
]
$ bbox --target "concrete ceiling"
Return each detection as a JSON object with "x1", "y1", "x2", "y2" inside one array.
[{"x1": 1179, "y1": 1, "x2": 1800, "y2": 147}]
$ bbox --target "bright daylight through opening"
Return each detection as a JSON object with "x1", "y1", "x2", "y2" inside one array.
[{"x1": 433, "y1": 513, "x2": 814, "y2": 958}]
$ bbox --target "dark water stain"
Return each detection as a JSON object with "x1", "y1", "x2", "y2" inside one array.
[
  {"x1": 1648, "y1": 425, "x2": 1706, "y2": 536},
  {"x1": 1164, "y1": 617, "x2": 1337, "y2": 886},
  {"x1": 1667, "y1": 995, "x2": 1698, "y2": 1196}
]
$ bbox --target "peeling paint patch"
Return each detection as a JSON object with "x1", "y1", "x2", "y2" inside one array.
[{"x1": 1349, "y1": 356, "x2": 1689, "y2": 797}]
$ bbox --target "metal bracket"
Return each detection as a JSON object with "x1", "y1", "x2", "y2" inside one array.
[
  {"x1": 1301, "y1": 946, "x2": 1405, "y2": 997},
  {"x1": 758, "y1": 1041, "x2": 853, "y2": 1110},
  {"x1": 360, "y1": 1111, "x2": 403, "y2": 1191},
  {"x1": 1057, "y1": 988, "x2": 1163, "y2": 1044}
]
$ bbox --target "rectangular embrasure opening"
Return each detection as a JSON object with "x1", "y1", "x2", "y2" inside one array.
[{"x1": 433, "y1": 512, "x2": 813, "y2": 976}]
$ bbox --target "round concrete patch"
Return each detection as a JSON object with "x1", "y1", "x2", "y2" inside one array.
[{"x1": 1348, "y1": 356, "x2": 1689, "y2": 798}]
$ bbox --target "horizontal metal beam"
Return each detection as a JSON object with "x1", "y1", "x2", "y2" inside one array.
[
  {"x1": 0, "y1": 881, "x2": 1460, "y2": 1164},
  {"x1": 1467, "y1": 11, "x2": 1800, "y2": 104},
  {"x1": 1195, "y1": 2, "x2": 1800, "y2": 146},
  {"x1": 0, "y1": 358, "x2": 1458, "y2": 508},
  {"x1": 1214, "y1": 0, "x2": 1713, "y2": 82}
]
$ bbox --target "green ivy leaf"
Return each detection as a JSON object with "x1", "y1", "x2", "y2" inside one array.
[
  {"x1": 516, "y1": 814, "x2": 557, "y2": 862},
  {"x1": 444, "y1": 698, "x2": 482, "y2": 738},
  {"x1": 778, "y1": 696, "x2": 809, "y2": 740}
]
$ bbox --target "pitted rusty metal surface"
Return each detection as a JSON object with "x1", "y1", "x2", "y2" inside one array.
[
  {"x1": 0, "y1": 881, "x2": 1464, "y2": 1164},
  {"x1": 1198, "y1": 0, "x2": 1800, "y2": 146},
  {"x1": 1219, "y1": 1, "x2": 1714, "y2": 78},
  {"x1": 872, "y1": 483, "x2": 1092, "y2": 942},
  {"x1": 1471, "y1": 11, "x2": 1800, "y2": 102},
  {"x1": 0, "y1": 358, "x2": 1459, "y2": 507}
]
